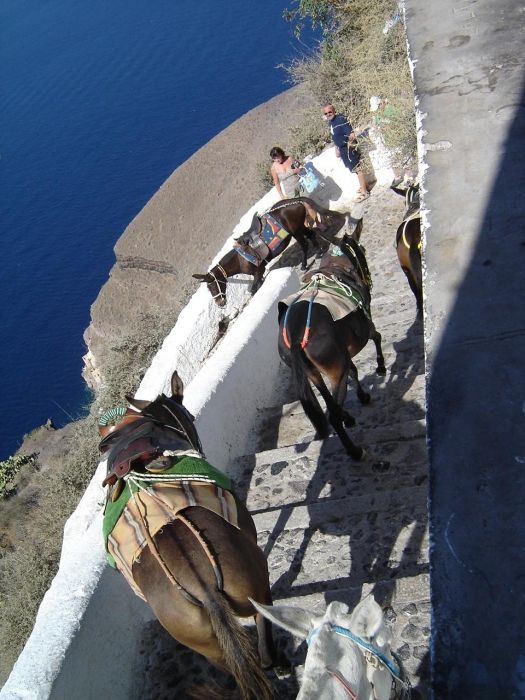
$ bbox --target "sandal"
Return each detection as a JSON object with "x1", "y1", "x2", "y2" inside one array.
[{"x1": 354, "y1": 191, "x2": 370, "y2": 203}]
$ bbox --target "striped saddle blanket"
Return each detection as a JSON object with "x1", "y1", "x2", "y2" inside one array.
[
  {"x1": 234, "y1": 213, "x2": 290, "y2": 265},
  {"x1": 103, "y1": 455, "x2": 238, "y2": 600}
]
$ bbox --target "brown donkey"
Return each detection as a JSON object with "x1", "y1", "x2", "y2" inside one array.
[
  {"x1": 193, "y1": 196, "x2": 346, "y2": 306},
  {"x1": 393, "y1": 182, "x2": 422, "y2": 314},
  {"x1": 278, "y1": 236, "x2": 386, "y2": 459},
  {"x1": 99, "y1": 372, "x2": 276, "y2": 699}
]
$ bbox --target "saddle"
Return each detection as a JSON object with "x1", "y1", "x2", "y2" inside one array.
[
  {"x1": 234, "y1": 213, "x2": 269, "y2": 263},
  {"x1": 303, "y1": 237, "x2": 372, "y2": 298},
  {"x1": 100, "y1": 394, "x2": 203, "y2": 497},
  {"x1": 234, "y1": 211, "x2": 291, "y2": 264}
]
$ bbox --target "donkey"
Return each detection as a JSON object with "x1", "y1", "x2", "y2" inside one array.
[
  {"x1": 251, "y1": 596, "x2": 410, "y2": 700},
  {"x1": 98, "y1": 371, "x2": 277, "y2": 699},
  {"x1": 392, "y1": 183, "x2": 422, "y2": 314},
  {"x1": 278, "y1": 236, "x2": 386, "y2": 459},
  {"x1": 193, "y1": 197, "x2": 346, "y2": 307}
]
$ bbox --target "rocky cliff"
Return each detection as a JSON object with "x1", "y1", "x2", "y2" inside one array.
[{"x1": 83, "y1": 85, "x2": 316, "y2": 387}]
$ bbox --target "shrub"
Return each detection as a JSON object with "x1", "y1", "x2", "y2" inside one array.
[
  {"x1": 282, "y1": 0, "x2": 417, "y2": 170},
  {"x1": 0, "y1": 455, "x2": 36, "y2": 499}
]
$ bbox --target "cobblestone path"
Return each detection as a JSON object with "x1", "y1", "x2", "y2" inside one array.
[{"x1": 136, "y1": 184, "x2": 430, "y2": 699}]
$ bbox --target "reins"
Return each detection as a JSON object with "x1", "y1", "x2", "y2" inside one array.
[{"x1": 306, "y1": 621, "x2": 411, "y2": 700}]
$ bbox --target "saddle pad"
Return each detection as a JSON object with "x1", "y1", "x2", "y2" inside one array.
[
  {"x1": 280, "y1": 287, "x2": 358, "y2": 322},
  {"x1": 233, "y1": 243, "x2": 264, "y2": 266},
  {"x1": 262, "y1": 213, "x2": 290, "y2": 258},
  {"x1": 105, "y1": 479, "x2": 238, "y2": 600}
]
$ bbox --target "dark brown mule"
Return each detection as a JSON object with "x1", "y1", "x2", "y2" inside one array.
[
  {"x1": 193, "y1": 197, "x2": 346, "y2": 307},
  {"x1": 278, "y1": 236, "x2": 386, "y2": 459},
  {"x1": 393, "y1": 183, "x2": 422, "y2": 314},
  {"x1": 99, "y1": 372, "x2": 276, "y2": 699}
]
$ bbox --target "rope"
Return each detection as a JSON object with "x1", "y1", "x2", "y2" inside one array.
[{"x1": 130, "y1": 484, "x2": 203, "y2": 607}]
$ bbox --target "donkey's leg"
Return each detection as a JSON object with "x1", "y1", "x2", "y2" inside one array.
[
  {"x1": 307, "y1": 228, "x2": 323, "y2": 258},
  {"x1": 402, "y1": 267, "x2": 422, "y2": 316},
  {"x1": 309, "y1": 364, "x2": 363, "y2": 460},
  {"x1": 369, "y1": 323, "x2": 387, "y2": 375},
  {"x1": 348, "y1": 358, "x2": 371, "y2": 404},
  {"x1": 297, "y1": 234, "x2": 310, "y2": 270},
  {"x1": 330, "y1": 362, "x2": 356, "y2": 427},
  {"x1": 250, "y1": 264, "x2": 266, "y2": 294}
]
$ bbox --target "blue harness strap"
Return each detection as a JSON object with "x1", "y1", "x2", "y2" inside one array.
[{"x1": 282, "y1": 282, "x2": 319, "y2": 349}]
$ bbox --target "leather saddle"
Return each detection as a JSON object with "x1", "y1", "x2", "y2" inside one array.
[
  {"x1": 234, "y1": 213, "x2": 269, "y2": 262},
  {"x1": 100, "y1": 394, "x2": 203, "y2": 495}
]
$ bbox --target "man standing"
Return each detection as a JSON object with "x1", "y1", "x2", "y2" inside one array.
[{"x1": 323, "y1": 103, "x2": 370, "y2": 202}]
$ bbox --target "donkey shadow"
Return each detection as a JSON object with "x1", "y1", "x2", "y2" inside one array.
[{"x1": 252, "y1": 312, "x2": 429, "y2": 695}]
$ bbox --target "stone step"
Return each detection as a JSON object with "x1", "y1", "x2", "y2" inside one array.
[
  {"x1": 254, "y1": 390, "x2": 426, "y2": 452},
  {"x1": 253, "y1": 487, "x2": 429, "y2": 594},
  {"x1": 246, "y1": 457, "x2": 427, "y2": 514},
  {"x1": 234, "y1": 430, "x2": 428, "y2": 498}
]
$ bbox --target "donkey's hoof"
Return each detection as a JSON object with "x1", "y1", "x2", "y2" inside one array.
[
  {"x1": 376, "y1": 366, "x2": 387, "y2": 376},
  {"x1": 359, "y1": 392, "x2": 371, "y2": 405},
  {"x1": 343, "y1": 412, "x2": 356, "y2": 427},
  {"x1": 372, "y1": 460, "x2": 390, "y2": 472},
  {"x1": 355, "y1": 447, "x2": 366, "y2": 461}
]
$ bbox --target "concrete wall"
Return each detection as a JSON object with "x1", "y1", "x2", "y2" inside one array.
[
  {"x1": 1, "y1": 144, "x2": 395, "y2": 700},
  {"x1": 405, "y1": 0, "x2": 525, "y2": 697}
]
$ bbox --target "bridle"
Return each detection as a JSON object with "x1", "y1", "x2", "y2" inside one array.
[
  {"x1": 306, "y1": 622, "x2": 411, "y2": 699},
  {"x1": 208, "y1": 262, "x2": 228, "y2": 303}
]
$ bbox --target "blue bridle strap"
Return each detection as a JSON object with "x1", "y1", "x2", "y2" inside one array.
[{"x1": 306, "y1": 622, "x2": 403, "y2": 683}]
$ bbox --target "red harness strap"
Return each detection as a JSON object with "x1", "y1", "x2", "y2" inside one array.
[{"x1": 326, "y1": 667, "x2": 359, "y2": 699}]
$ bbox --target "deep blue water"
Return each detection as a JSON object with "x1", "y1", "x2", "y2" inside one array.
[{"x1": 0, "y1": 0, "x2": 315, "y2": 459}]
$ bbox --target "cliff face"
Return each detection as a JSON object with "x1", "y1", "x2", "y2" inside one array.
[{"x1": 84, "y1": 85, "x2": 316, "y2": 387}]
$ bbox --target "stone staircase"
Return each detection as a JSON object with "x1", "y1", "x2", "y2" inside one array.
[{"x1": 135, "y1": 185, "x2": 430, "y2": 699}]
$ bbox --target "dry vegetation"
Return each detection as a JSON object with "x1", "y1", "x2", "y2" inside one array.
[
  {"x1": 0, "y1": 309, "x2": 175, "y2": 683},
  {"x1": 281, "y1": 0, "x2": 416, "y2": 171},
  {"x1": 0, "y1": 1, "x2": 417, "y2": 684}
]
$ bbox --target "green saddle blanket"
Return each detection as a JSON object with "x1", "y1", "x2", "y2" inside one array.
[
  {"x1": 300, "y1": 273, "x2": 372, "y2": 321},
  {"x1": 102, "y1": 454, "x2": 232, "y2": 548}
]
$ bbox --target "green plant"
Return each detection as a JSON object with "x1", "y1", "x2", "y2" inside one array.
[
  {"x1": 0, "y1": 454, "x2": 36, "y2": 499},
  {"x1": 283, "y1": 0, "x2": 417, "y2": 168}
]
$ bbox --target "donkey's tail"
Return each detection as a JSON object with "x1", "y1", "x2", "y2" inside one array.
[
  {"x1": 204, "y1": 592, "x2": 273, "y2": 700},
  {"x1": 290, "y1": 344, "x2": 329, "y2": 439}
]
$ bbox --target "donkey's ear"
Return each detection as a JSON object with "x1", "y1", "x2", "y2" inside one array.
[
  {"x1": 170, "y1": 370, "x2": 184, "y2": 402},
  {"x1": 249, "y1": 598, "x2": 314, "y2": 640},
  {"x1": 192, "y1": 273, "x2": 211, "y2": 281},
  {"x1": 125, "y1": 395, "x2": 150, "y2": 411},
  {"x1": 349, "y1": 596, "x2": 384, "y2": 641}
]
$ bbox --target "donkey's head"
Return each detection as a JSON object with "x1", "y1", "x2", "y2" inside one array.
[
  {"x1": 192, "y1": 267, "x2": 227, "y2": 307},
  {"x1": 251, "y1": 596, "x2": 402, "y2": 700}
]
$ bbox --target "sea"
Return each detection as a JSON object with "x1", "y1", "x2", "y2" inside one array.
[{"x1": 0, "y1": 0, "x2": 317, "y2": 460}]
